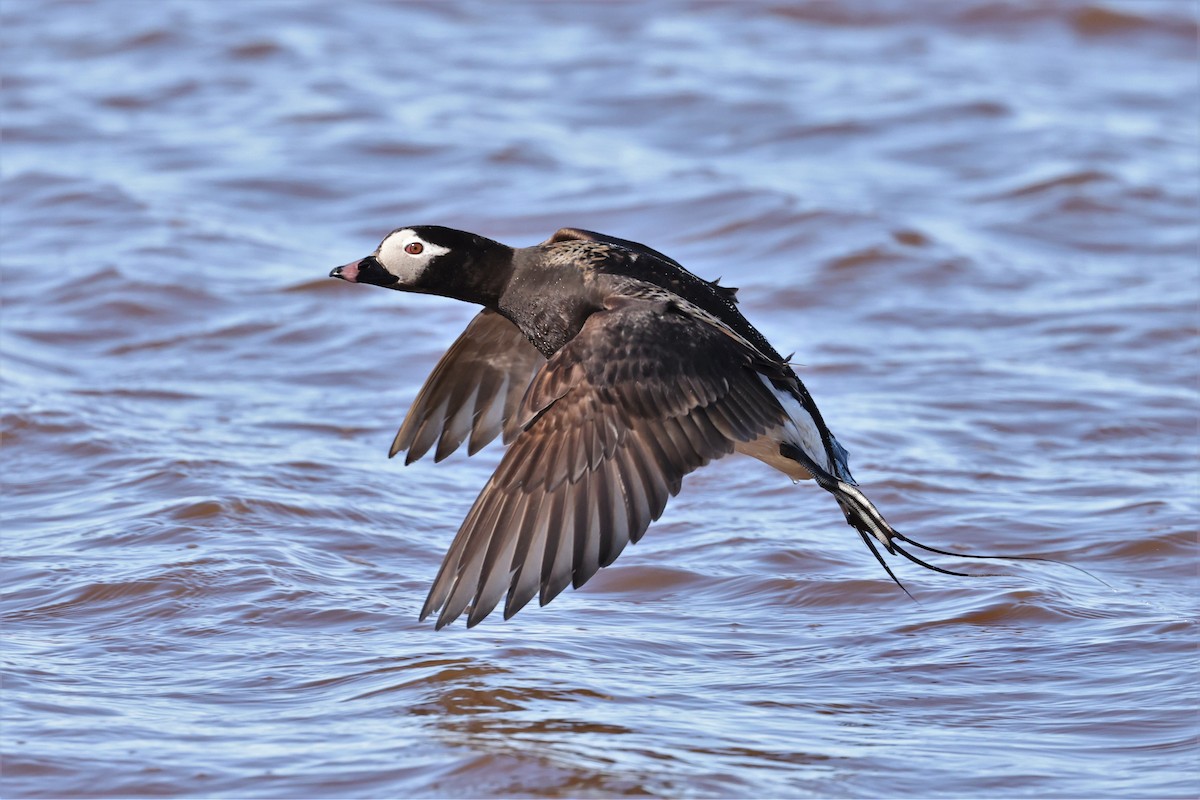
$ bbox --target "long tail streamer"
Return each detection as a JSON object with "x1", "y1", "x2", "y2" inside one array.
[{"x1": 779, "y1": 443, "x2": 1110, "y2": 595}]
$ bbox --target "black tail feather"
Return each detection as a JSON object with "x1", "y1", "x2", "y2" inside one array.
[
  {"x1": 777, "y1": 442, "x2": 1108, "y2": 595},
  {"x1": 891, "y1": 540, "x2": 998, "y2": 578},
  {"x1": 857, "y1": 529, "x2": 916, "y2": 601},
  {"x1": 837, "y1": 493, "x2": 1113, "y2": 594},
  {"x1": 892, "y1": 531, "x2": 1112, "y2": 589}
]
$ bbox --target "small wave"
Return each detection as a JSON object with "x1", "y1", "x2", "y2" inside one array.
[
  {"x1": 975, "y1": 169, "x2": 1116, "y2": 202},
  {"x1": 226, "y1": 40, "x2": 285, "y2": 61}
]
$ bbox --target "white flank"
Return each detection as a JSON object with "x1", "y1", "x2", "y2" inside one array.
[{"x1": 758, "y1": 374, "x2": 832, "y2": 474}]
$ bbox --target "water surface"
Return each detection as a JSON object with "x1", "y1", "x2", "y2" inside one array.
[{"x1": 2, "y1": 1, "x2": 1197, "y2": 797}]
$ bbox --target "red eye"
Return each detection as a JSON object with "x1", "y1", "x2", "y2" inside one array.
[{"x1": 404, "y1": 242, "x2": 424, "y2": 255}]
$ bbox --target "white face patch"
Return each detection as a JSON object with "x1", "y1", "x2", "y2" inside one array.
[{"x1": 375, "y1": 228, "x2": 451, "y2": 284}]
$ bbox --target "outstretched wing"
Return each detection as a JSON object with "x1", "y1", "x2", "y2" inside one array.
[
  {"x1": 420, "y1": 296, "x2": 792, "y2": 629},
  {"x1": 390, "y1": 309, "x2": 545, "y2": 463}
]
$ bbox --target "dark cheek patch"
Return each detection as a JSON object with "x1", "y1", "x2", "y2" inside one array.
[{"x1": 357, "y1": 256, "x2": 400, "y2": 286}]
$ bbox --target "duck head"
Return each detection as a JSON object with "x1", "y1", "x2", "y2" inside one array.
[{"x1": 330, "y1": 225, "x2": 512, "y2": 305}]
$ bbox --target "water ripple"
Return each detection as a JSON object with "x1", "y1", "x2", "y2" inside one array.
[{"x1": 2, "y1": 1, "x2": 1196, "y2": 798}]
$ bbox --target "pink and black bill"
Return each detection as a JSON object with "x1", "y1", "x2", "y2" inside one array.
[{"x1": 329, "y1": 256, "x2": 398, "y2": 287}]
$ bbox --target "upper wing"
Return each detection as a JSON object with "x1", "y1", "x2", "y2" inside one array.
[
  {"x1": 543, "y1": 227, "x2": 688, "y2": 270},
  {"x1": 544, "y1": 227, "x2": 739, "y2": 302},
  {"x1": 390, "y1": 309, "x2": 545, "y2": 463},
  {"x1": 545, "y1": 229, "x2": 856, "y2": 484},
  {"x1": 419, "y1": 296, "x2": 791, "y2": 629}
]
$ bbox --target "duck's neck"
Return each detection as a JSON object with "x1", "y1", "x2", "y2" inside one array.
[
  {"x1": 420, "y1": 237, "x2": 515, "y2": 309},
  {"x1": 496, "y1": 251, "x2": 602, "y2": 357}
]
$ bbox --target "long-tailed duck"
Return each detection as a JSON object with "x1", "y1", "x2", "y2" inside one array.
[{"x1": 330, "y1": 226, "x2": 997, "y2": 628}]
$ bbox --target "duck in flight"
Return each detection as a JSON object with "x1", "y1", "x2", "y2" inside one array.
[{"x1": 330, "y1": 226, "x2": 992, "y2": 629}]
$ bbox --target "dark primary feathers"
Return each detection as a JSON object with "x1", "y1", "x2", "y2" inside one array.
[
  {"x1": 390, "y1": 309, "x2": 543, "y2": 462},
  {"x1": 421, "y1": 296, "x2": 789, "y2": 628},
  {"x1": 329, "y1": 225, "x2": 1031, "y2": 629}
]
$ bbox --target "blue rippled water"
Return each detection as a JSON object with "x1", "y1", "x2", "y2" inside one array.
[{"x1": 2, "y1": 1, "x2": 1197, "y2": 797}]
